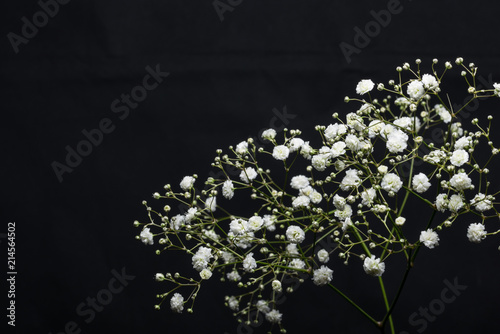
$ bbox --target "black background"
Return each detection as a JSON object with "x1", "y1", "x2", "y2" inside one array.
[{"x1": 2, "y1": 0, "x2": 500, "y2": 333}]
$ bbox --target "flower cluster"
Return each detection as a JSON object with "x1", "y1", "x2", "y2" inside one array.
[{"x1": 136, "y1": 58, "x2": 500, "y2": 333}]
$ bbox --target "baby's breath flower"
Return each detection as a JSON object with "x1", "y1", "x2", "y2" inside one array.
[
  {"x1": 419, "y1": 229, "x2": 440, "y2": 249},
  {"x1": 170, "y1": 293, "x2": 184, "y2": 313},
  {"x1": 273, "y1": 145, "x2": 290, "y2": 161},
  {"x1": 363, "y1": 255, "x2": 385, "y2": 277},
  {"x1": 140, "y1": 228, "x2": 154, "y2": 245},
  {"x1": 467, "y1": 223, "x2": 487, "y2": 243},
  {"x1": 286, "y1": 225, "x2": 306, "y2": 243},
  {"x1": 180, "y1": 176, "x2": 196, "y2": 191},
  {"x1": 262, "y1": 128, "x2": 277, "y2": 141},
  {"x1": 312, "y1": 265, "x2": 333, "y2": 286},
  {"x1": 356, "y1": 79, "x2": 375, "y2": 95}
]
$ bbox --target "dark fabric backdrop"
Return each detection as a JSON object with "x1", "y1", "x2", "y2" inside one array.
[{"x1": 2, "y1": 0, "x2": 500, "y2": 333}]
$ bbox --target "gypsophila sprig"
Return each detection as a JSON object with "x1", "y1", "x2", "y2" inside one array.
[{"x1": 136, "y1": 58, "x2": 500, "y2": 334}]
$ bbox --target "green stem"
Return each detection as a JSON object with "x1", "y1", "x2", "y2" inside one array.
[
  {"x1": 327, "y1": 283, "x2": 379, "y2": 326},
  {"x1": 378, "y1": 276, "x2": 395, "y2": 334}
]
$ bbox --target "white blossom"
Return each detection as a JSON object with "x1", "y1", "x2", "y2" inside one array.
[
  {"x1": 346, "y1": 112, "x2": 366, "y2": 132},
  {"x1": 341, "y1": 217, "x2": 353, "y2": 231},
  {"x1": 248, "y1": 216, "x2": 264, "y2": 231},
  {"x1": 288, "y1": 137, "x2": 305, "y2": 152},
  {"x1": 170, "y1": 293, "x2": 184, "y2": 313},
  {"x1": 333, "y1": 194, "x2": 347, "y2": 210},
  {"x1": 331, "y1": 141, "x2": 347, "y2": 158},
  {"x1": 454, "y1": 136, "x2": 472, "y2": 150},
  {"x1": 435, "y1": 104, "x2": 452, "y2": 123},
  {"x1": 261, "y1": 129, "x2": 276, "y2": 141},
  {"x1": 243, "y1": 253, "x2": 257, "y2": 272},
  {"x1": 435, "y1": 194, "x2": 448, "y2": 212},
  {"x1": 140, "y1": 227, "x2": 154, "y2": 245},
  {"x1": 200, "y1": 268, "x2": 212, "y2": 280},
  {"x1": 300, "y1": 141, "x2": 314, "y2": 159},
  {"x1": 324, "y1": 123, "x2": 347, "y2": 141},
  {"x1": 265, "y1": 309, "x2": 283, "y2": 324},
  {"x1": 381, "y1": 173, "x2": 403, "y2": 193},
  {"x1": 239, "y1": 167, "x2": 258, "y2": 183},
  {"x1": 228, "y1": 296, "x2": 239, "y2": 311},
  {"x1": 368, "y1": 120, "x2": 385, "y2": 138},
  {"x1": 263, "y1": 215, "x2": 277, "y2": 231},
  {"x1": 470, "y1": 193, "x2": 494, "y2": 212},
  {"x1": 235, "y1": 141, "x2": 249, "y2": 155},
  {"x1": 205, "y1": 196, "x2": 217, "y2": 212},
  {"x1": 222, "y1": 180, "x2": 234, "y2": 199},
  {"x1": 356, "y1": 79, "x2": 375, "y2": 95},
  {"x1": 335, "y1": 204, "x2": 353, "y2": 221},
  {"x1": 317, "y1": 249, "x2": 330, "y2": 263},
  {"x1": 256, "y1": 300, "x2": 270, "y2": 313},
  {"x1": 290, "y1": 175, "x2": 309, "y2": 189},
  {"x1": 286, "y1": 225, "x2": 306, "y2": 243},
  {"x1": 311, "y1": 153, "x2": 329, "y2": 171},
  {"x1": 289, "y1": 259, "x2": 306, "y2": 270},
  {"x1": 180, "y1": 176, "x2": 195, "y2": 191},
  {"x1": 292, "y1": 195, "x2": 310, "y2": 209},
  {"x1": 395, "y1": 217, "x2": 406, "y2": 226},
  {"x1": 407, "y1": 80, "x2": 425, "y2": 100},
  {"x1": 192, "y1": 246, "x2": 213, "y2": 271},
  {"x1": 227, "y1": 270, "x2": 241, "y2": 282},
  {"x1": 448, "y1": 194, "x2": 464, "y2": 212},
  {"x1": 272, "y1": 145, "x2": 290, "y2": 161},
  {"x1": 494, "y1": 83, "x2": 500, "y2": 97},
  {"x1": 449, "y1": 172, "x2": 472, "y2": 191},
  {"x1": 424, "y1": 150, "x2": 446, "y2": 164},
  {"x1": 450, "y1": 149, "x2": 469, "y2": 167},
  {"x1": 419, "y1": 229, "x2": 440, "y2": 249},
  {"x1": 422, "y1": 74, "x2": 439, "y2": 90},
  {"x1": 363, "y1": 255, "x2": 385, "y2": 277},
  {"x1": 340, "y1": 169, "x2": 361, "y2": 191},
  {"x1": 286, "y1": 243, "x2": 299, "y2": 256},
  {"x1": 312, "y1": 265, "x2": 333, "y2": 286},
  {"x1": 272, "y1": 280, "x2": 282, "y2": 292},
  {"x1": 386, "y1": 129, "x2": 408, "y2": 153},
  {"x1": 412, "y1": 173, "x2": 431, "y2": 193},
  {"x1": 361, "y1": 188, "x2": 377, "y2": 206},
  {"x1": 467, "y1": 223, "x2": 487, "y2": 243}
]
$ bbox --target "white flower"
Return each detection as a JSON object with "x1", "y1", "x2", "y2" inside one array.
[
  {"x1": 227, "y1": 270, "x2": 241, "y2": 282},
  {"x1": 272, "y1": 280, "x2": 282, "y2": 292},
  {"x1": 286, "y1": 225, "x2": 306, "y2": 243},
  {"x1": 311, "y1": 153, "x2": 329, "y2": 171},
  {"x1": 290, "y1": 175, "x2": 309, "y2": 189},
  {"x1": 248, "y1": 216, "x2": 264, "y2": 231},
  {"x1": 419, "y1": 229, "x2": 440, "y2": 249},
  {"x1": 407, "y1": 80, "x2": 425, "y2": 100},
  {"x1": 228, "y1": 296, "x2": 239, "y2": 311},
  {"x1": 470, "y1": 193, "x2": 494, "y2": 212},
  {"x1": 467, "y1": 223, "x2": 487, "y2": 243},
  {"x1": 256, "y1": 300, "x2": 270, "y2": 313},
  {"x1": 395, "y1": 217, "x2": 406, "y2": 226},
  {"x1": 272, "y1": 145, "x2": 290, "y2": 161},
  {"x1": 324, "y1": 123, "x2": 347, "y2": 141},
  {"x1": 140, "y1": 227, "x2": 154, "y2": 245},
  {"x1": 292, "y1": 195, "x2": 310, "y2": 209},
  {"x1": 494, "y1": 82, "x2": 500, "y2": 97},
  {"x1": 200, "y1": 268, "x2": 212, "y2": 280},
  {"x1": 412, "y1": 173, "x2": 431, "y2": 193},
  {"x1": 265, "y1": 309, "x2": 283, "y2": 324},
  {"x1": 454, "y1": 136, "x2": 472, "y2": 150},
  {"x1": 205, "y1": 196, "x2": 217, "y2": 212},
  {"x1": 312, "y1": 265, "x2": 333, "y2": 286},
  {"x1": 356, "y1": 79, "x2": 375, "y2": 95},
  {"x1": 170, "y1": 293, "x2": 184, "y2": 313},
  {"x1": 449, "y1": 172, "x2": 472, "y2": 191},
  {"x1": 170, "y1": 214, "x2": 185, "y2": 230},
  {"x1": 155, "y1": 273, "x2": 165, "y2": 281},
  {"x1": 394, "y1": 116, "x2": 421, "y2": 132},
  {"x1": 335, "y1": 204, "x2": 352, "y2": 221},
  {"x1": 424, "y1": 149, "x2": 446, "y2": 164},
  {"x1": 363, "y1": 255, "x2": 385, "y2": 277},
  {"x1": 222, "y1": 180, "x2": 234, "y2": 199},
  {"x1": 184, "y1": 207, "x2": 198, "y2": 224},
  {"x1": 435, "y1": 194, "x2": 448, "y2": 212},
  {"x1": 368, "y1": 120, "x2": 385, "y2": 138},
  {"x1": 345, "y1": 134, "x2": 362, "y2": 151},
  {"x1": 289, "y1": 259, "x2": 306, "y2": 270},
  {"x1": 222, "y1": 251, "x2": 236, "y2": 264},
  {"x1": 421, "y1": 74, "x2": 439, "y2": 90},
  {"x1": 243, "y1": 253, "x2": 257, "y2": 272},
  {"x1": 450, "y1": 149, "x2": 469, "y2": 167},
  {"x1": 346, "y1": 112, "x2": 366, "y2": 131},
  {"x1": 448, "y1": 194, "x2": 464, "y2": 212},
  {"x1": 239, "y1": 167, "x2": 258, "y2": 183},
  {"x1": 261, "y1": 128, "x2": 277, "y2": 141},
  {"x1": 317, "y1": 249, "x2": 330, "y2": 263},
  {"x1": 435, "y1": 104, "x2": 452, "y2": 123},
  {"x1": 340, "y1": 169, "x2": 361, "y2": 191},
  {"x1": 192, "y1": 246, "x2": 213, "y2": 271},
  {"x1": 341, "y1": 217, "x2": 353, "y2": 231},
  {"x1": 289, "y1": 137, "x2": 305, "y2": 152},
  {"x1": 378, "y1": 165, "x2": 388, "y2": 174},
  {"x1": 386, "y1": 129, "x2": 408, "y2": 153},
  {"x1": 180, "y1": 176, "x2": 195, "y2": 191},
  {"x1": 333, "y1": 194, "x2": 346, "y2": 210},
  {"x1": 230, "y1": 218, "x2": 249, "y2": 235},
  {"x1": 300, "y1": 141, "x2": 314, "y2": 159},
  {"x1": 286, "y1": 243, "x2": 299, "y2": 255},
  {"x1": 330, "y1": 141, "x2": 347, "y2": 158},
  {"x1": 308, "y1": 190, "x2": 323, "y2": 204},
  {"x1": 381, "y1": 173, "x2": 403, "y2": 193},
  {"x1": 235, "y1": 141, "x2": 249, "y2": 155},
  {"x1": 263, "y1": 215, "x2": 277, "y2": 231},
  {"x1": 361, "y1": 188, "x2": 377, "y2": 206}
]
